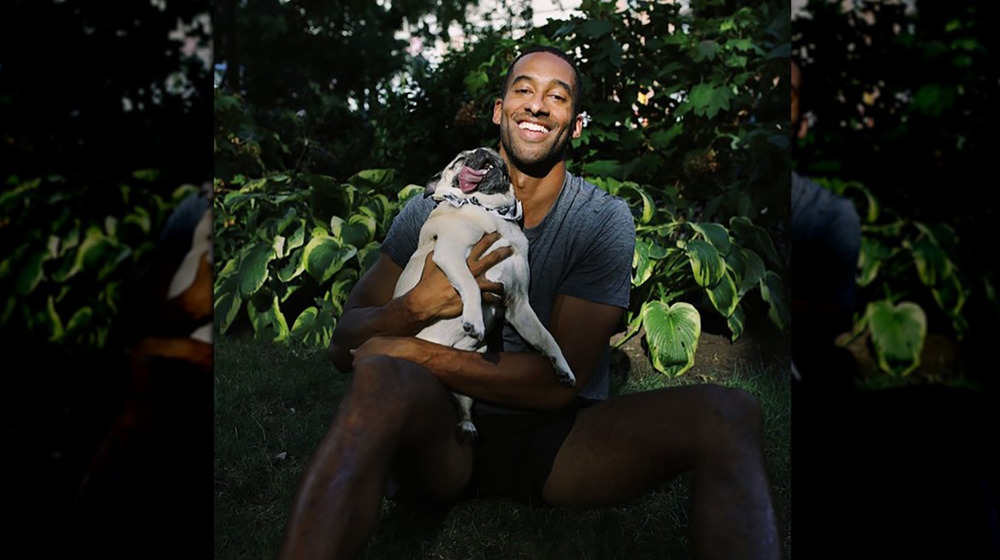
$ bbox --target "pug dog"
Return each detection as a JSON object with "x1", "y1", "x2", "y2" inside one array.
[{"x1": 393, "y1": 147, "x2": 575, "y2": 439}]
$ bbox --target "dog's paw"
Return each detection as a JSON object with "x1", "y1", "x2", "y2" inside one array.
[
  {"x1": 462, "y1": 320, "x2": 486, "y2": 341},
  {"x1": 553, "y1": 359, "x2": 576, "y2": 387},
  {"x1": 456, "y1": 420, "x2": 478, "y2": 441}
]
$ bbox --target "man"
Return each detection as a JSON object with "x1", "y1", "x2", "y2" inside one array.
[
  {"x1": 280, "y1": 46, "x2": 783, "y2": 560},
  {"x1": 789, "y1": 59, "x2": 861, "y2": 389}
]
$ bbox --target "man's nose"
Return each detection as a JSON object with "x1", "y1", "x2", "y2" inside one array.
[{"x1": 524, "y1": 92, "x2": 549, "y2": 115}]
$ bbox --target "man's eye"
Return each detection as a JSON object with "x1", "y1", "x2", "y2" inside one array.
[{"x1": 515, "y1": 88, "x2": 531, "y2": 95}]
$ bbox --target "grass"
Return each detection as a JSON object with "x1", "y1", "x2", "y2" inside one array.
[{"x1": 214, "y1": 335, "x2": 791, "y2": 559}]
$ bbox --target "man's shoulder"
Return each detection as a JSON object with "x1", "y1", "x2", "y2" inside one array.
[{"x1": 565, "y1": 172, "x2": 633, "y2": 223}]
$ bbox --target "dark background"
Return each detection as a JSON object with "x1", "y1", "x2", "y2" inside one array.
[
  {"x1": 792, "y1": 1, "x2": 1000, "y2": 556},
  {"x1": 1, "y1": 0, "x2": 212, "y2": 555}
]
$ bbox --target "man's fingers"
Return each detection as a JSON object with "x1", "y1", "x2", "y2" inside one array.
[
  {"x1": 468, "y1": 231, "x2": 502, "y2": 261},
  {"x1": 470, "y1": 245, "x2": 513, "y2": 276},
  {"x1": 479, "y1": 279, "x2": 505, "y2": 295}
]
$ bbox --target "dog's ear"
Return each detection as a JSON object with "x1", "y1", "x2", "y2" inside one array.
[{"x1": 424, "y1": 172, "x2": 442, "y2": 198}]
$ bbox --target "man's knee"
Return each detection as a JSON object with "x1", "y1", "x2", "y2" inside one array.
[
  {"x1": 700, "y1": 385, "x2": 763, "y2": 445},
  {"x1": 346, "y1": 355, "x2": 448, "y2": 417}
]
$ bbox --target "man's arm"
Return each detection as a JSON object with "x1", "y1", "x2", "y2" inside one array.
[
  {"x1": 327, "y1": 233, "x2": 511, "y2": 372},
  {"x1": 352, "y1": 294, "x2": 623, "y2": 411}
]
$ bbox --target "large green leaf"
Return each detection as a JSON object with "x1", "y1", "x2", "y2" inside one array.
[
  {"x1": 930, "y1": 272, "x2": 967, "y2": 319},
  {"x1": 866, "y1": 300, "x2": 927, "y2": 377},
  {"x1": 642, "y1": 301, "x2": 701, "y2": 377},
  {"x1": 247, "y1": 293, "x2": 289, "y2": 343},
  {"x1": 727, "y1": 247, "x2": 766, "y2": 296},
  {"x1": 693, "y1": 40, "x2": 721, "y2": 62},
  {"x1": 15, "y1": 248, "x2": 44, "y2": 295},
  {"x1": 729, "y1": 216, "x2": 779, "y2": 264},
  {"x1": 857, "y1": 236, "x2": 892, "y2": 287},
  {"x1": 688, "y1": 82, "x2": 732, "y2": 118},
  {"x1": 348, "y1": 169, "x2": 395, "y2": 190},
  {"x1": 331, "y1": 214, "x2": 374, "y2": 247},
  {"x1": 290, "y1": 306, "x2": 337, "y2": 347},
  {"x1": 727, "y1": 305, "x2": 746, "y2": 342},
  {"x1": 907, "y1": 237, "x2": 951, "y2": 287},
  {"x1": 632, "y1": 237, "x2": 656, "y2": 287},
  {"x1": 215, "y1": 290, "x2": 243, "y2": 335},
  {"x1": 357, "y1": 241, "x2": 382, "y2": 277},
  {"x1": 277, "y1": 248, "x2": 307, "y2": 283},
  {"x1": 284, "y1": 220, "x2": 307, "y2": 253},
  {"x1": 238, "y1": 242, "x2": 277, "y2": 297},
  {"x1": 327, "y1": 269, "x2": 360, "y2": 316},
  {"x1": 690, "y1": 222, "x2": 732, "y2": 256},
  {"x1": 682, "y1": 239, "x2": 726, "y2": 288},
  {"x1": 760, "y1": 271, "x2": 789, "y2": 331},
  {"x1": 617, "y1": 183, "x2": 656, "y2": 225},
  {"x1": 46, "y1": 296, "x2": 64, "y2": 342},
  {"x1": 706, "y1": 270, "x2": 739, "y2": 319},
  {"x1": 65, "y1": 306, "x2": 93, "y2": 336},
  {"x1": 304, "y1": 235, "x2": 357, "y2": 285}
]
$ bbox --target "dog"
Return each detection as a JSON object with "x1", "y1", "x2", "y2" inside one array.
[{"x1": 393, "y1": 147, "x2": 575, "y2": 439}]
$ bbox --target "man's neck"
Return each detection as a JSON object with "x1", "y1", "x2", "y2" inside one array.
[{"x1": 505, "y1": 156, "x2": 567, "y2": 229}]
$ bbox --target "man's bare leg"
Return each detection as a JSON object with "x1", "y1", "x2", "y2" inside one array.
[
  {"x1": 544, "y1": 384, "x2": 783, "y2": 560},
  {"x1": 280, "y1": 356, "x2": 473, "y2": 560}
]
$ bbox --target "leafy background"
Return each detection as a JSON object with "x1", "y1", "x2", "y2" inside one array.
[{"x1": 214, "y1": 0, "x2": 792, "y2": 377}]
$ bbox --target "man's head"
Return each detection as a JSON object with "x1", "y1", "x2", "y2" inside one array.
[{"x1": 493, "y1": 46, "x2": 584, "y2": 174}]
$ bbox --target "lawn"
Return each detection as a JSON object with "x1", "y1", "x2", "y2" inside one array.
[{"x1": 214, "y1": 333, "x2": 791, "y2": 559}]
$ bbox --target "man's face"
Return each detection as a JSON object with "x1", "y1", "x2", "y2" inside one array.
[{"x1": 492, "y1": 52, "x2": 583, "y2": 172}]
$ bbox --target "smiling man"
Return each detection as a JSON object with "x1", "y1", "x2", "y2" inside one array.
[{"x1": 279, "y1": 46, "x2": 783, "y2": 560}]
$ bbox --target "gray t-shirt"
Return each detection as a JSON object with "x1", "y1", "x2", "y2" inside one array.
[
  {"x1": 380, "y1": 171, "x2": 635, "y2": 408},
  {"x1": 790, "y1": 172, "x2": 861, "y2": 310}
]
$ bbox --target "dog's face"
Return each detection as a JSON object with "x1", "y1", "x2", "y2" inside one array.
[{"x1": 425, "y1": 147, "x2": 511, "y2": 202}]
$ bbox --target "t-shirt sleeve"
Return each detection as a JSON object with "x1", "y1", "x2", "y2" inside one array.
[
  {"x1": 558, "y1": 198, "x2": 635, "y2": 309},
  {"x1": 379, "y1": 195, "x2": 434, "y2": 268}
]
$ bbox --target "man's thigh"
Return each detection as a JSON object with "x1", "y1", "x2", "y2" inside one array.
[
  {"x1": 357, "y1": 356, "x2": 475, "y2": 503},
  {"x1": 542, "y1": 384, "x2": 755, "y2": 505}
]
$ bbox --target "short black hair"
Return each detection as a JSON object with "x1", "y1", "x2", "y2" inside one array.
[{"x1": 500, "y1": 45, "x2": 583, "y2": 116}]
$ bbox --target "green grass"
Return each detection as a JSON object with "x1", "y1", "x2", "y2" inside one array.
[{"x1": 214, "y1": 336, "x2": 791, "y2": 559}]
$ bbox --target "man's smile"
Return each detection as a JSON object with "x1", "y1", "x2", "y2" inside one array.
[{"x1": 516, "y1": 119, "x2": 552, "y2": 140}]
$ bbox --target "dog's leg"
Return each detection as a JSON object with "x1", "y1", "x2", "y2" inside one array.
[
  {"x1": 431, "y1": 240, "x2": 487, "y2": 341},
  {"x1": 506, "y1": 295, "x2": 576, "y2": 387},
  {"x1": 452, "y1": 393, "x2": 477, "y2": 440}
]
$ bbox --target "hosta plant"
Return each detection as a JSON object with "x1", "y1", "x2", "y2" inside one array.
[
  {"x1": 213, "y1": 169, "x2": 422, "y2": 347},
  {"x1": 816, "y1": 177, "x2": 971, "y2": 377},
  {"x1": 0, "y1": 174, "x2": 196, "y2": 351},
  {"x1": 594, "y1": 176, "x2": 789, "y2": 377}
]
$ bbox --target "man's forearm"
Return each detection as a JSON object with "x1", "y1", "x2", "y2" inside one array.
[
  {"x1": 327, "y1": 294, "x2": 431, "y2": 372},
  {"x1": 354, "y1": 336, "x2": 580, "y2": 411}
]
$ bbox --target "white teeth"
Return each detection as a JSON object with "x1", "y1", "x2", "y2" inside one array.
[{"x1": 519, "y1": 122, "x2": 549, "y2": 133}]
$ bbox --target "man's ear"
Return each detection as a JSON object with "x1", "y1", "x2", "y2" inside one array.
[
  {"x1": 492, "y1": 98, "x2": 503, "y2": 125},
  {"x1": 572, "y1": 113, "x2": 583, "y2": 139},
  {"x1": 424, "y1": 172, "x2": 442, "y2": 197},
  {"x1": 797, "y1": 115, "x2": 809, "y2": 139}
]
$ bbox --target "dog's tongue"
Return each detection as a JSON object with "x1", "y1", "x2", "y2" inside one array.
[{"x1": 458, "y1": 165, "x2": 487, "y2": 193}]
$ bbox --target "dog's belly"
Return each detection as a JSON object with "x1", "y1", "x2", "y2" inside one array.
[{"x1": 395, "y1": 239, "x2": 516, "y2": 351}]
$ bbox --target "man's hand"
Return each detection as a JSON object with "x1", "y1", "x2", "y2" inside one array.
[{"x1": 403, "y1": 231, "x2": 512, "y2": 324}]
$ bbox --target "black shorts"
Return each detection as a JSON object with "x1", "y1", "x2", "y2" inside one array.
[
  {"x1": 385, "y1": 397, "x2": 598, "y2": 507},
  {"x1": 461, "y1": 397, "x2": 598, "y2": 506}
]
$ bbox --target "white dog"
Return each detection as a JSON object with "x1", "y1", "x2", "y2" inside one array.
[{"x1": 393, "y1": 147, "x2": 575, "y2": 439}]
